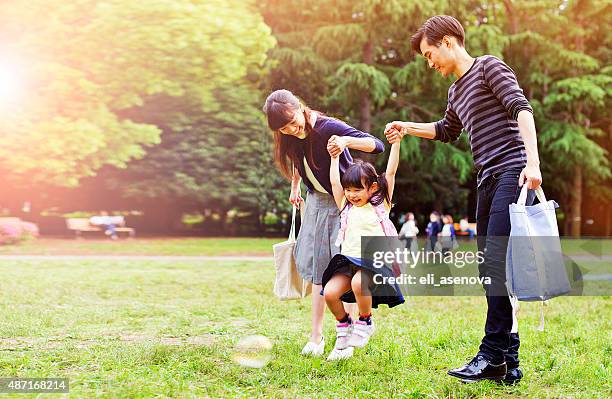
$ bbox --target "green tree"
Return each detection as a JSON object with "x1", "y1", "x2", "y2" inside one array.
[
  {"x1": 0, "y1": 0, "x2": 272, "y2": 187},
  {"x1": 497, "y1": 0, "x2": 611, "y2": 236},
  {"x1": 260, "y1": 1, "x2": 493, "y2": 218},
  {"x1": 91, "y1": 1, "x2": 279, "y2": 232},
  {"x1": 261, "y1": 0, "x2": 611, "y2": 236}
]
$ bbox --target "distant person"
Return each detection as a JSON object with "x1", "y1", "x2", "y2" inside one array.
[
  {"x1": 89, "y1": 211, "x2": 119, "y2": 240},
  {"x1": 440, "y1": 214, "x2": 456, "y2": 253},
  {"x1": 398, "y1": 212, "x2": 406, "y2": 225},
  {"x1": 460, "y1": 217, "x2": 475, "y2": 239},
  {"x1": 425, "y1": 211, "x2": 442, "y2": 251},
  {"x1": 398, "y1": 212, "x2": 419, "y2": 251}
]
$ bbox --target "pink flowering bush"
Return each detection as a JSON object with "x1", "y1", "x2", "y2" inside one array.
[{"x1": 0, "y1": 219, "x2": 39, "y2": 245}]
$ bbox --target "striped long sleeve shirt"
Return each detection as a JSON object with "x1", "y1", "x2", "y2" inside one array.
[{"x1": 434, "y1": 55, "x2": 533, "y2": 186}]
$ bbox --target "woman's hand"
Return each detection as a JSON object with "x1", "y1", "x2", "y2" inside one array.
[
  {"x1": 289, "y1": 187, "x2": 304, "y2": 209},
  {"x1": 327, "y1": 135, "x2": 347, "y2": 157}
]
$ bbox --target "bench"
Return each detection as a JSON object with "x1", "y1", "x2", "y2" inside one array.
[
  {"x1": 66, "y1": 217, "x2": 135, "y2": 238},
  {"x1": 0, "y1": 217, "x2": 22, "y2": 225},
  {"x1": 454, "y1": 222, "x2": 477, "y2": 237}
]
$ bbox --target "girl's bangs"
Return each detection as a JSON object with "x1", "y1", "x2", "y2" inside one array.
[
  {"x1": 268, "y1": 103, "x2": 295, "y2": 130},
  {"x1": 341, "y1": 165, "x2": 367, "y2": 189}
]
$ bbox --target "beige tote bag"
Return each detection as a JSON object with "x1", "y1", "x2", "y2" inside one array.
[{"x1": 273, "y1": 203, "x2": 312, "y2": 300}]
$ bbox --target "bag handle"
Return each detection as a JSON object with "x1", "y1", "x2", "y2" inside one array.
[
  {"x1": 288, "y1": 204, "x2": 298, "y2": 241},
  {"x1": 537, "y1": 300, "x2": 546, "y2": 332},
  {"x1": 288, "y1": 164, "x2": 300, "y2": 242},
  {"x1": 517, "y1": 184, "x2": 548, "y2": 206}
]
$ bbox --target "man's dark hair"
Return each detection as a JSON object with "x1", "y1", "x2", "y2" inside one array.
[{"x1": 410, "y1": 15, "x2": 465, "y2": 54}]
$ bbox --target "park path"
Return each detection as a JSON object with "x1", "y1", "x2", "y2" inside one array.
[
  {"x1": 0, "y1": 255, "x2": 273, "y2": 261},
  {"x1": 0, "y1": 254, "x2": 609, "y2": 263},
  {"x1": 0, "y1": 254, "x2": 609, "y2": 261}
]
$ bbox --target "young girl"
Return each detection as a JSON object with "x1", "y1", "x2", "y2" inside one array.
[{"x1": 321, "y1": 140, "x2": 405, "y2": 360}]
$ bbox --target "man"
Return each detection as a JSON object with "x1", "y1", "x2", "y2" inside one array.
[{"x1": 385, "y1": 15, "x2": 542, "y2": 384}]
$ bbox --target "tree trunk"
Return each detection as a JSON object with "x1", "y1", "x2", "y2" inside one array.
[
  {"x1": 359, "y1": 94, "x2": 371, "y2": 133},
  {"x1": 502, "y1": 0, "x2": 519, "y2": 34},
  {"x1": 433, "y1": 199, "x2": 443, "y2": 213},
  {"x1": 605, "y1": 204, "x2": 611, "y2": 237},
  {"x1": 570, "y1": 166, "x2": 582, "y2": 237},
  {"x1": 570, "y1": 6, "x2": 586, "y2": 238},
  {"x1": 217, "y1": 208, "x2": 229, "y2": 235},
  {"x1": 563, "y1": 216, "x2": 571, "y2": 237},
  {"x1": 359, "y1": 38, "x2": 373, "y2": 133}
]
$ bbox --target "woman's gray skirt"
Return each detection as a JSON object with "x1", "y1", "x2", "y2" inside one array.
[{"x1": 294, "y1": 190, "x2": 341, "y2": 285}]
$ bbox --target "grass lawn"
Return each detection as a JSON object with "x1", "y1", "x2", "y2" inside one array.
[
  {"x1": 0, "y1": 237, "x2": 279, "y2": 256},
  {"x1": 0, "y1": 237, "x2": 608, "y2": 257},
  {"x1": 0, "y1": 257, "x2": 609, "y2": 398}
]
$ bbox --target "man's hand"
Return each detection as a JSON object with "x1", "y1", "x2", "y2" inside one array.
[
  {"x1": 519, "y1": 164, "x2": 542, "y2": 189},
  {"x1": 327, "y1": 135, "x2": 347, "y2": 157},
  {"x1": 384, "y1": 121, "x2": 407, "y2": 144}
]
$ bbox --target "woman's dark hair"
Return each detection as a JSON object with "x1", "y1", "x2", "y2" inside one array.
[
  {"x1": 262, "y1": 89, "x2": 319, "y2": 180},
  {"x1": 410, "y1": 15, "x2": 465, "y2": 54},
  {"x1": 340, "y1": 160, "x2": 390, "y2": 207}
]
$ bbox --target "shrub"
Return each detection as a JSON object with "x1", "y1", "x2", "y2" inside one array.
[{"x1": 0, "y1": 219, "x2": 39, "y2": 245}]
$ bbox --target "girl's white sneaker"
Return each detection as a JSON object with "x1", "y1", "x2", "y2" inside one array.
[
  {"x1": 347, "y1": 320, "x2": 375, "y2": 348},
  {"x1": 325, "y1": 318, "x2": 354, "y2": 361},
  {"x1": 326, "y1": 346, "x2": 354, "y2": 361},
  {"x1": 332, "y1": 319, "x2": 352, "y2": 350},
  {"x1": 301, "y1": 337, "x2": 325, "y2": 356}
]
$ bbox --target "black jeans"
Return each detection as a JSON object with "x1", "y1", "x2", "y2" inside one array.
[{"x1": 475, "y1": 168, "x2": 534, "y2": 367}]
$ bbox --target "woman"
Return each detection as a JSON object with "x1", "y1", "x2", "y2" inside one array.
[{"x1": 263, "y1": 89, "x2": 384, "y2": 356}]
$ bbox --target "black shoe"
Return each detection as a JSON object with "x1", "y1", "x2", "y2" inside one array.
[
  {"x1": 500, "y1": 367, "x2": 523, "y2": 385},
  {"x1": 447, "y1": 354, "x2": 507, "y2": 383}
]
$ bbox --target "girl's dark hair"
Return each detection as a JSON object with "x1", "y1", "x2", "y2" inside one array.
[
  {"x1": 341, "y1": 160, "x2": 390, "y2": 207},
  {"x1": 262, "y1": 89, "x2": 319, "y2": 180},
  {"x1": 410, "y1": 15, "x2": 465, "y2": 54}
]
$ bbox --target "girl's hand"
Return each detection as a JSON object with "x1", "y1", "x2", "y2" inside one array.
[
  {"x1": 327, "y1": 135, "x2": 347, "y2": 157},
  {"x1": 289, "y1": 188, "x2": 304, "y2": 209},
  {"x1": 384, "y1": 121, "x2": 407, "y2": 143},
  {"x1": 387, "y1": 132, "x2": 402, "y2": 144}
]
